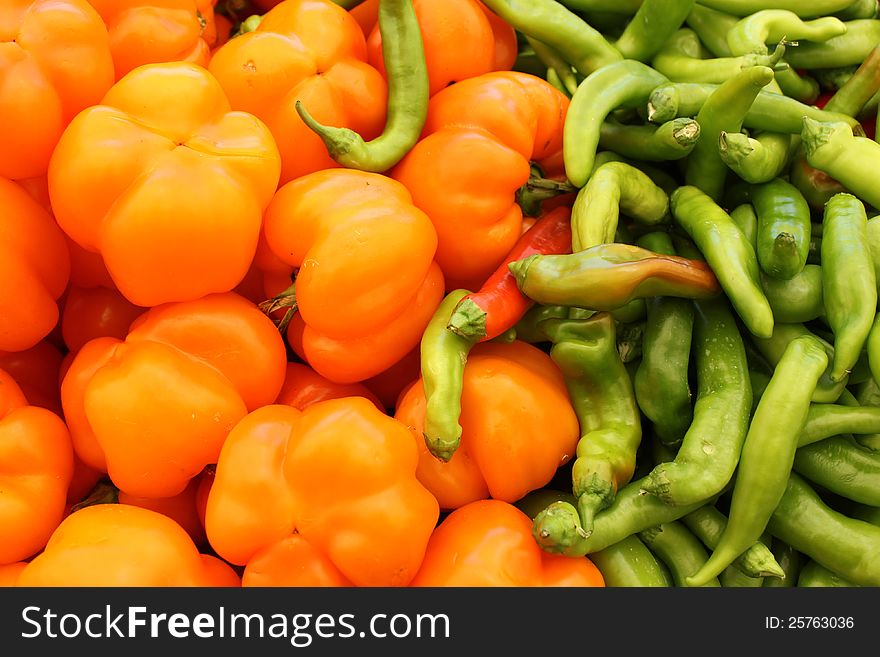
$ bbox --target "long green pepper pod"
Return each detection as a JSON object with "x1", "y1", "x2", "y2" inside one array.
[{"x1": 295, "y1": 0, "x2": 428, "y2": 172}]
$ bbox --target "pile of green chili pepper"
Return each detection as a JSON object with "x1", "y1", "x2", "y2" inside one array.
[{"x1": 472, "y1": 0, "x2": 880, "y2": 587}]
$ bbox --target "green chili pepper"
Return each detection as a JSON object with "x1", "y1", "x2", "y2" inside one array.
[
  {"x1": 798, "y1": 403, "x2": 880, "y2": 447},
  {"x1": 784, "y1": 19, "x2": 880, "y2": 69},
  {"x1": 761, "y1": 264, "x2": 825, "y2": 323},
  {"x1": 570, "y1": 161, "x2": 670, "y2": 252},
  {"x1": 682, "y1": 505, "x2": 785, "y2": 580},
  {"x1": 797, "y1": 560, "x2": 859, "y2": 587},
  {"x1": 556, "y1": 0, "x2": 643, "y2": 13},
  {"x1": 685, "y1": 66, "x2": 775, "y2": 201},
  {"x1": 508, "y1": 242, "x2": 721, "y2": 311},
  {"x1": 671, "y1": 185, "x2": 774, "y2": 338},
  {"x1": 684, "y1": 4, "x2": 740, "y2": 57},
  {"x1": 726, "y1": 10, "x2": 847, "y2": 56},
  {"x1": 729, "y1": 202, "x2": 758, "y2": 249},
  {"x1": 526, "y1": 36, "x2": 579, "y2": 97},
  {"x1": 588, "y1": 534, "x2": 673, "y2": 587},
  {"x1": 804, "y1": 120, "x2": 880, "y2": 209},
  {"x1": 823, "y1": 45, "x2": 880, "y2": 117},
  {"x1": 693, "y1": 0, "x2": 856, "y2": 17},
  {"x1": 751, "y1": 177, "x2": 811, "y2": 281},
  {"x1": 639, "y1": 520, "x2": 721, "y2": 587},
  {"x1": 852, "y1": 378, "x2": 880, "y2": 450},
  {"x1": 750, "y1": 323, "x2": 847, "y2": 403},
  {"x1": 514, "y1": 488, "x2": 578, "y2": 520},
  {"x1": 720, "y1": 565, "x2": 765, "y2": 587},
  {"x1": 835, "y1": 0, "x2": 879, "y2": 20},
  {"x1": 613, "y1": 0, "x2": 697, "y2": 63},
  {"x1": 773, "y1": 66, "x2": 821, "y2": 104},
  {"x1": 633, "y1": 233, "x2": 694, "y2": 448},
  {"x1": 647, "y1": 82, "x2": 863, "y2": 133},
  {"x1": 598, "y1": 117, "x2": 701, "y2": 162},
  {"x1": 652, "y1": 28, "x2": 786, "y2": 84},
  {"x1": 763, "y1": 538, "x2": 803, "y2": 587},
  {"x1": 480, "y1": 0, "x2": 623, "y2": 77},
  {"x1": 686, "y1": 335, "x2": 829, "y2": 587},
  {"x1": 767, "y1": 472, "x2": 880, "y2": 586},
  {"x1": 541, "y1": 312, "x2": 642, "y2": 538},
  {"x1": 819, "y1": 193, "x2": 877, "y2": 383},
  {"x1": 865, "y1": 215, "x2": 880, "y2": 288},
  {"x1": 564, "y1": 60, "x2": 669, "y2": 187},
  {"x1": 588, "y1": 151, "x2": 682, "y2": 194},
  {"x1": 295, "y1": 0, "x2": 427, "y2": 173},
  {"x1": 718, "y1": 131, "x2": 794, "y2": 184},
  {"x1": 419, "y1": 289, "x2": 478, "y2": 462},
  {"x1": 793, "y1": 435, "x2": 880, "y2": 506},
  {"x1": 510, "y1": 303, "x2": 569, "y2": 344},
  {"x1": 641, "y1": 297, "x2": 752, "y2": 506},
  {"x1": 814, "y1": 65, "x2": 858, "y2": 92}
]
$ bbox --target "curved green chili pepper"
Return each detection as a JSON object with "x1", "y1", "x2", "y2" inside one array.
[
  {"x1": 570, "y1": 161, "x2": 670, "y2": 252},
  {"x1": 598, "y1": 117, "x2": 701, "y2": 162},
  {"x1": 718, "y1": 131, "x2": 794, "y2": 184},
  {"x1": 641, "y1": 297, "x2": 752, "y2": 506},
  {"x1": 633, "y1": 232, "x2": 694, "y2": 448},
  {"x1": 693, "y1": 0, "x2": 855, "y2": 17},
  {"x1": 295, "y1": 0, "x2": 427, "y2": 173},
  {"x1": 760, "y1": 264, "x2": 825, "y2": 323},
  {"x1": 729, "y1": 202, "x2": 758, "y2": 249},
  {"x1": 510, "y1": 303, "x2": 569, "y2": 344},
  {"x1": 588, "y1": 534, "x2": 673, "y2": 587},
  {"x1": 866, "y1": 215, "x2": 880, "y2": 288},
  {"x1": 793, "y1": 435, "x2": 880, "y2": 506},
  {"x1": 639, "y1": 520, "x2": 721, "y2": 587},
  {"x1": 515, "y1": 488, "x2": 578, "y2": 520},
  {"x1": 726, "y1": 10, "x2": 847, "y2": 56},
  {"x1": 822, "y1": 45, "x2": 880, "y2": 116},
  {"x1": 750, "y1": 323, "x2": 846, "y2": 403},
  {"x1": 773, "y1": 66, "x2": 821, "y2": 104},
  {"x1": 542, "y1": 312, "x2": 642, "y2": 538},
  {"x1": 820, "y1": 193, "x2": 877, "y2": 383},
  {"x1": 835, "y1": 0, "x2": 879, "y2": 20},
  {"x1": 797, "y1": 560, "x2": 858, "y2": 587},
  {"x1": 508, "y1": 242, "x2": 721, "y2": 311},
  {"x1": 798, "y1": 403, "x2": 880, "y2": 447},
  {"x1": 752, "y1": 177, "x2": 812, "y2": 281},
  {"x1": 682, "y1": 505, "x2": 785, "y2": 580},
  {"x1": 525, "y1": 36, "x2": 579, "y2": 97},
  {"x1": 784, "y1": 19, "x2": 880, "y2": 69},
  {"x1": 480, "y1": 0, "x2": 623, "y2": 77},
  {"x1": 803, "y1": 119, "x2": 880, "y2": 211},
  {"x1": 647, "y1": 82, "x2": 863, "y2": 133},
  {"x1": 613, "y1": 0, "x2": 697, "y2": 63},
  {"x1": 720, "y1": 565, "x2": 765, "y2": 587},
  {"x1": 684, "y1": 4, "x2": 740, "y2": 57},
  {"x1": 686, "y1": 335, "x2": 829, "y2": 587},
  {"x1": 766, "y1": 472, "x2": 880, "y2": 586},
  {"x1": 564, "y1": 60, "x2": 669, "y2": 187},
  {"x1": 420, "y1": 289, "x2": 478, "y2": 462},
  {"x1": 671, "y1": 185, "x2": 774, "y2": 338},
  {"x1": 685, "y1": 66, "x2": 775, "y2": 201},
  {"x1": 763, "y1": 538, "x2": 803, "y2": 587}
]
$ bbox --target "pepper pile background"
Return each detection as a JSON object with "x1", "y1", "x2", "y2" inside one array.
[{"x1": 2, "y1": 0, "x2": 880, "y2": 588}]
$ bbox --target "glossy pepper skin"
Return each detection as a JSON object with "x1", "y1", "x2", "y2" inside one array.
[
  {"x1": 60, "y1": 292, "x2": 287, "y2": 496},
  {"x1": 0, "y1": 369, "x2": 74, "y2": 564},
  {"x1": 242, "y1": 534, "x2": 352, "y2": 587},
  {"x1": 410, "y1": 500, "x2": 605, "y2": 587},
  {"x1": 262, "y1": 169, "x2": 444, "y2": 384},
  {"x1": 48, "y1": 61, "x2": 281, "y2": 307},
  {"x1": 0, "y1": 0, "x2": 115, "y2": 180},
  {"x1": 16, "y1": 504, "x2": 232, "y2": 586},
  {"x1": 208, "y1": 0, "x2": 387, "y2": 185},
  {"x1": 205, "y1": 398, "x2": 439, "y2": 587},
  {"x1": 392, "y1": 70, "x2": 569, "y2": 291},
  {"x1": 0, "y1": 177, "x2": 70, "y2": 352},
  {"x1": 394, "y1": 340, "x2": 579, "y2": 510},
  {"x1": 86, "y1": 0, "x2": 218, "y2": 80}
]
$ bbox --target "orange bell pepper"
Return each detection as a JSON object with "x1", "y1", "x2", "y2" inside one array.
[
  {"x1": 47, "y1": 61, "x2": 281, "y2": 307},
  {"x1": 86, "y1": 0, "x2": 218, "y2": 79},
  {"x1": 262, "y1": 168, "x2": 444, "y2": 384},
  {"x1": 118, "y1": 476, "x2": 207, "y2": 547},
  {"x1": 394, "y1": 340, "x2": 579, "y2": 510},
  {"x1": 0, "y1": 0, "x2": 114, "y2": 180},
  {"x1": 60, "y1": 292, "x2": 286, "y2": 496},
  {"x1": 410, "y1": 499, "x2": 605, "y2": 587},
  {"x1": 242, "y1": 534, "x2": 352, "y2": 587},
  {"x1": 392, "y1": 71, "x2": 569, "y2": 291},
  {"x1": 65, "y1": 456, "x2": 104, "y2": 509},
  {"x1": 0, "y1": 177, "x2": 70, "y2": 352},
  {"x1": 0, "y1": 369, "x2": 74, "y2": 564},
  {"x1": 200, "y1": 553, "x2": 242, "y2": 587},
  {"x1": 366, "y1": 0, "x2": 499, "y2": 97},
  {"x1": 16, "y1": 504, "x2": 229, "y2": 586},
  {"x1": 276, "y1": 362, "x2": 384, "y2": 412},
  {"x1": 362, "y1": 345, "x2": 421, "y2": 411},
  {"x1": 0, "y1": 339, "x2": 64, "y2": 415},
  {"x1": 61, "y1": 285, "x2": 146, "y2": 353},
  {"x1": 0, "y1": 562, "x2": 26, "y2": 587},
  {"x1": 208, "y1": 0, "x2": 387, "y2": 184},
  {"x1": 205, "y1": 398, "x2": 439, "y2": 586}
]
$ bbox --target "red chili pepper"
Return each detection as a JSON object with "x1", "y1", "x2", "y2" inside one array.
[{"x1": 445, "y1": 206, "x2": 571, "y2": 342}]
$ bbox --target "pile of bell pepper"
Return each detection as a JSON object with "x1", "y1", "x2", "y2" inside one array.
[{"x1": 3, "y1": 0, "x2": 880, "y2": 588}]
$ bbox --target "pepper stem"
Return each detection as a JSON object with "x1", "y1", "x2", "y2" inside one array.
[
  {"x1": 258, "y1": 281, "x2": 298, "y2": 334},
  {"x1": 516, "y1": 175, "x2": 577, "y2": 217}
]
